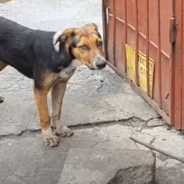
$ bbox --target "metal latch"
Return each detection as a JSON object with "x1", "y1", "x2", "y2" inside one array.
[
  {"x1": 169, "y1": 17, "x2": 177, "y2": 43},
  {"x1": 106, "y1": 6, "x2": 110, "y2": 25}
]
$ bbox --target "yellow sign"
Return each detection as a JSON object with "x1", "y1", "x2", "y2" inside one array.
[{"x1": 125, "y1": 44, "x2": 154, "y2": 97}]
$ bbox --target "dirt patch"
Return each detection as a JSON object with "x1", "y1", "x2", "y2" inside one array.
[{"x1": 0, "y1": 0, "x2": 12, "y2": 3}]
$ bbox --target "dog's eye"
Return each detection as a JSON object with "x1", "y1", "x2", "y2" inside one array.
[
  {"x1": 79, "y1": 45, "x2": 90, "y2": 50},
  {"x1": 97, "y1": 41, "x2": 102, "y2": 47}
]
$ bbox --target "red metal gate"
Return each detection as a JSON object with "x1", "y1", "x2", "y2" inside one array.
[{"x1": 102, "y1": 0, "x2": 184, "y2": 129}]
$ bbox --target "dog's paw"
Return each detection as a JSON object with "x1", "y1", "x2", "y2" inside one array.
[
  {"x1": 57, "y1": 125, "x2": 73, "y2": 137},
  {"x1": 44, "y1": 134, "x2": 59, "y2": 147},
  {"x1": 0, "y1": 96, "x2": 4, "y2": 103},
  {"x1": 42, "y1": 128, "x2": 59, "y2": 147}
]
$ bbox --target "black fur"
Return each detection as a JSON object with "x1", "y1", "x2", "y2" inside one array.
[{"x1": 0, "y1": 16, "x2": 74, "y2": 81}]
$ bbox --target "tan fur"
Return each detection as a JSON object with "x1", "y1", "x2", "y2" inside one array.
[
  {"x1": 34, "y1": 89, "x2": 50, "y2": 130},
  {"x1": 0, "y1": 60, "x2": 7, "y2": 70}
]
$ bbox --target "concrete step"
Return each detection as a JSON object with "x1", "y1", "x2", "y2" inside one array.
[{"x1": 58, "y1": 148, "x2": 156, "y2": 184}]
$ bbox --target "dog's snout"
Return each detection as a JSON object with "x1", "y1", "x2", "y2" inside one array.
[{"x1": 95, "y1": 59, "x2": 106, "y2": 69}]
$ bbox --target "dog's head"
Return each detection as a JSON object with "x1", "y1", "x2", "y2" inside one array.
[{"x1": 53, "y1": 23, "x2": 106, "y2": 70}]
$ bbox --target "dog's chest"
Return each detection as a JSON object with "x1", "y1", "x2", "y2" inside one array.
[
  {"x1": 58, "y1": 59, "x2": 81, "y2": 80},
  {"x1": 59, "y1": 65, "x2": 76, "y2": 80}
]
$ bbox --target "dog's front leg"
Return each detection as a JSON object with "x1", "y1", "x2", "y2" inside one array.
[
  {"x1": 34, "y1": 88, "x2": 59, "y2": 147},
  {"x1": 51, "y1": 81, "x2": 73, "y2": 137}
]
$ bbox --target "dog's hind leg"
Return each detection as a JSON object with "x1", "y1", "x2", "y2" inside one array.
[
  {"x1": 51, "y1": 81, "x2": 73, "y2": 137},
  {"x1": 0, "y1": 61, "x2": 7, "y2": 103}
]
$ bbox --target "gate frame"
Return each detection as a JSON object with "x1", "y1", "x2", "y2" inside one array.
[{"x1": 102, "y1": 0, "x2": 178, "y2": 127}]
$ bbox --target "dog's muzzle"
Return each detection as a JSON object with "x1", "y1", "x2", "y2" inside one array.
[{"x1": 93, "y1": 55, "x2": 107, "y2": 70}]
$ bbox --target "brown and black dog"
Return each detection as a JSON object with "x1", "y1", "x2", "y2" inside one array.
[{"x1": 0, "y1": 16, "x2": 106, "y2": 147}]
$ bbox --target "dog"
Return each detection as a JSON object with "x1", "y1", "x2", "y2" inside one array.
[{"x1": 0, "y1": 16, "x2": 106, "y2": 147}]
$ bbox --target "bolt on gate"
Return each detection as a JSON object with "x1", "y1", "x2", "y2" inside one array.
[{"x1": 102, "y1": 0, "x2": 184, "y2": 130}]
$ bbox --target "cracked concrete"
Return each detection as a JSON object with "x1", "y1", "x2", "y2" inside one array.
[
  {"x1": 0, "y1": 0, "x2": 184, "y2": 184},
  {"x1": 1, "y1": 124, "x2": 184, "y2": 184}
]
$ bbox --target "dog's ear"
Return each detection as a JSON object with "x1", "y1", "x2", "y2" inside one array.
[
  {"x1": 84, "y1": 23, "x2": 98, "y2": 31},
  {"x1": 54, "y1": 28, "x2": 75, "y2": 52},
  {"x1": 55, "y1": 28, "x2": 75, "y2": 43}
]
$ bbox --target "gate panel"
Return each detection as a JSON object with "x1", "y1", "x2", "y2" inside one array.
[
  {"x1": 127, "y1": 0, "x2": 137, "y2": 49},
  {"x1": 160, "y1": 0, "x2": 172, "y2": 115},
  {"x1": 115, "y1": 20, "x2": 126, "y2": 72},
  {"x1": 148, "y1": 1, "x2": 159, "y2": 104},
  {"x1": 115, "y1": 0, "x2": 126, "y2": 72},
  {"x1": 126, "y1": 0, "x2": 139, "y2": 85},
  {"x1": 160, "y1": 0, "x2": 172, "y2": 53},
  {"x1": 106, "y1": 17, "x2": 114, "y2": 65},
  {"x1": 137, "y1": 0, "x2": 150, "y2": 93}
]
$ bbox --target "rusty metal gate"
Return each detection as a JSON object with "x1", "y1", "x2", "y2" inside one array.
[{"x1": 102, "y1": 0, "x2": 184, "y2": 130}]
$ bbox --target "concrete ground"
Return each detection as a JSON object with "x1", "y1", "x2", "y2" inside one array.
[{"x1": 0, "y1": 0, "x2": 184, "y2": 184}]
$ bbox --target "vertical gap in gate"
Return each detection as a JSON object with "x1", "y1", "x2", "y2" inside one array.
[
  {"x1": 181, "y1": 0, "x2": 184, "y2": 130},
  {"x1": 157, "y1": 0, "x2": 162, "y2": 105},
  {"x1": 135, "y1": 0, "x2": 139, "y2": 85},
  {"x1": 124, "y1": 0, "x2": 128, "y2": 73},
  {"x1": 170, "y1": 0, "x2": 176, "y2": 126},
  {"x1": 102, "y1": 0, "x2": 107, "y2": 60},
  {"x1": 146, "y1": 0, "x2": 150, "y2": 96},
  {"x1": 112, "y1": 0, "x2": 116, "y2": 67},
  {"x1": 174, "y1": 0, "x2": 182, "y2": 130}
]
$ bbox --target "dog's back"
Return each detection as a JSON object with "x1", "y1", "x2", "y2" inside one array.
[
  {"x1": 0, "y1": 17, "x2": 58, "y2": 78},
  {"x1": 0, "y1": 17, "x2": 37, "y2": 77},
  {"x1": 0, "y1": 16, "x2": 35, "y2": 54}
]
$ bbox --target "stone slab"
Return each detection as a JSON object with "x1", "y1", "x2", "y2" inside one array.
[
  {"x1": 0, "y1": 125, "x2": 184, "y2": 184},
  {"x1": 58, "y1": 148, "x2": 156, "y2": 184}
]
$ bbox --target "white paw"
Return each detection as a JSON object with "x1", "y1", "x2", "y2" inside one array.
[
  {"x1": 42, "y1": 128, "x2": 59, "y2": 147},
  {"x1": 56, "y1": 125, "x2": 73, "y2": 137}
]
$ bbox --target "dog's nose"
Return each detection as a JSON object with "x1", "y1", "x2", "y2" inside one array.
[{"x1": 95, "y1": 59, "x2": 106, "y2": 69}]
